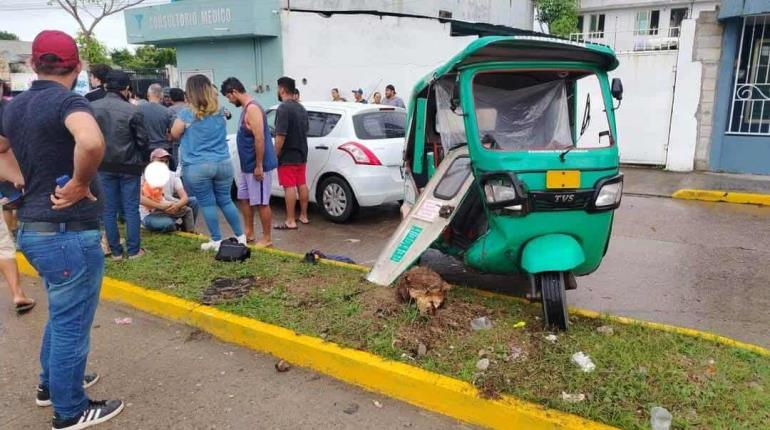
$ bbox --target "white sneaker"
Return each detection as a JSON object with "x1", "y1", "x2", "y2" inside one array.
[
  {"x1": 200, "y1": 240, "x2": 221, "y2": 251},
  {"x1": 236, "y1": 234, "x2": 247, "y2": 245}
]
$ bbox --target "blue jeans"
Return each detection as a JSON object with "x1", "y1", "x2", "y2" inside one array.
[
  {"x1": 99, "y1": 172, "x2": 141, "y2": 256},
  {"x1": 142, "y1": 197, "x2": 198, "y2": 232},
  {"x1": 18, "y1": 228, "x2": 104, "y2": 420},
  {"x1": 182, "y1": 161, "x2": 243, "y2": 241}
]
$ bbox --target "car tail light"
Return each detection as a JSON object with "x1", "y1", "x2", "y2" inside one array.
[{"x1": 339, "y1": 142, "x2": 381, "y2": 165}]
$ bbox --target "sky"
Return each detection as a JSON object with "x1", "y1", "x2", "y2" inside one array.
[{"x1": 0, "y1": 0, "x2": 170, "y2": 50}]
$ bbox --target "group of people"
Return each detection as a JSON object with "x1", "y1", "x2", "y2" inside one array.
[
  {"x1": 330, "y1": 84, "x2": 405, "y2": 108},
  {"x1": 0, "y1": 29, "x2": 313, "y2": 429}
]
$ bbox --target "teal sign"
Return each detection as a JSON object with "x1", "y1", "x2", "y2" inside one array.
[
  {"x1": 124, "y1": 0, "x2": 280, "y2": 44},
  {"x1": 390, "y1": 226, "x2": 423, "y2": 263}
]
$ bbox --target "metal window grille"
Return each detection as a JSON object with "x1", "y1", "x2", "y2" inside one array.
[{"x1": 728, "y1": 15, "x2": 770, "y2": 135}]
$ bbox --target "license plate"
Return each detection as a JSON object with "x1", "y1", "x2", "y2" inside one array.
[{"x1": 546, "y1": 170, "x2": 580, "y2": 189}]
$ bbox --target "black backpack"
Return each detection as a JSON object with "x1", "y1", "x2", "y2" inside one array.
[{"x1": 215, "y1": 238, "x2": 251, "y2": 262}]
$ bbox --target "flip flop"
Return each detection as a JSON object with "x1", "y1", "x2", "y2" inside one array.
[
  {"x1": 15, "y1": 300, "x2": 36, "y2": 314},
  {"x1": 273, "y1": 223, "x2": 298, "y2": 230},
  {"x1": 298, "y1": 219, "x2": 310, "y2": 225}
]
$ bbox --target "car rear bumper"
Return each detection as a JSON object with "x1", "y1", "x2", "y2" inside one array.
[{"x1": 347, "y1": 165, "x2": 404, "y2": 207}]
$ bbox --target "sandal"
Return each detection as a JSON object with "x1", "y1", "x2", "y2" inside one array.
[
  {"x1": 273, "y1": 223, "x2": 298, "y2": 230},
  {"x1": 15, "y1": 300, "x2": 36, "y2": 314}
]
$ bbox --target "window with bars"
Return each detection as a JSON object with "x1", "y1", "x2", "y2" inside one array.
[{"x1": 728, "y1": 15, "x2": 770, "y2": 135}]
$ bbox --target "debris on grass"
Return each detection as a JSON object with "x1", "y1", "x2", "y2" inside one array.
[
  {"x1": 544, "y1": 334, "x2": 558, "y2": 343},
  {"x1": 650, "y1": 406, "x2": 673, "y2": 430},
  {"x1": 201, "y1": 276, "x2": 259, "y2": 305},
  {"x1": 571, "y1": 351, "x2": 596, "y2": 373},
  {"x1": 476, "y1": 358, "x2": 491, "y2": 371},
  {"x1": 113, "y1": 317, "x2": 133, "y2": 325},
  {"x1": 372, "y1": 400, "x2": 383, "y2": 408},
  {"x1": 561, "y1": 392, "x2": 586, "y2": 403},
  {"x1": 417, "y1": 342, "x2": 427, "y2": 357},
  {"x1": 508, "y1": 346, "x2": 523, "y2": 361},
  {"x1": 513, "y1": 321, "x2": 526, "y2": 329},
  {"x1": 471, "y1": 316, "x2": 493, "y2": 331},
  {"x1": 596, "y1": 325, "x2": 614, "y2": 336},
  {"x1": 275, "y1": 360, "x2": 291, "y2": 372},
  {"x1": 395, "y1": 266, "x2": 452, "y2": 315}
]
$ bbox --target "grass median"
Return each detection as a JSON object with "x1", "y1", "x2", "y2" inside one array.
[{"x1": 106, "y1": 232, "x2": 769, "y2": 430}]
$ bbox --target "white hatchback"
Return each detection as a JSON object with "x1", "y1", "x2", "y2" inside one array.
[{"x1": 228, "y1": 102, "x2": 406, "y2": 222}]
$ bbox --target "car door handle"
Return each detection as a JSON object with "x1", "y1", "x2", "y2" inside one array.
[{"x1": 315, "y1": 145, "x2": 329, "y2": 150}]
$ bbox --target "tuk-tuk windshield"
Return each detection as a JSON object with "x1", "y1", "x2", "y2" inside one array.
[{"x1": 472, "y1": 72, "x2": 612, "y2": 151}]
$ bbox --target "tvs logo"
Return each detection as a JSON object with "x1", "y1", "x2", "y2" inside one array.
[{"x1": 554, "y1": 193, "x2": 576, "y2": 203}]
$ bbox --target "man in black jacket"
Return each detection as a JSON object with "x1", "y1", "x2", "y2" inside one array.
[
  {"x1": 92, "y1": 70, "x2": 148, "y2": 260},
  {"x1": 85, "y1": 64, "x2": 111, "y2": 102}
]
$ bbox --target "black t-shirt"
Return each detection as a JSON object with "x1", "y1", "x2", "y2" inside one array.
[
  {"x1": 0, "y1": 80, "x2": 103, "y2": 223},
  {"x1": 274, "y1": 100, "x2": 308, "y2": 164}
]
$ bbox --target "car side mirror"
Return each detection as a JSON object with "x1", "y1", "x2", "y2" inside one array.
[{"x1": 611, "y1": 78, "x2": 623, "y2": 101}]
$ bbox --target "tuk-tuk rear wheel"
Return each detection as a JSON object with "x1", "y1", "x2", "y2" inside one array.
[{"x1": 539, "y1": 271, "x2": 569, "y2": 331}]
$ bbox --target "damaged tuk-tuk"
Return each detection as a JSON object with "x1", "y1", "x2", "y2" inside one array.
[{"x1": 368, "y1": 36, "x2": 625, "y2": 330}]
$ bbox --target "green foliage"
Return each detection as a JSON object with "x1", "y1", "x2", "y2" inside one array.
[
  {"x1": 536, "y1": 0, "x2": 579, "y2": 37},
  {"x1": 0, "y1": 31, "x2": 19, "y2": 41},
  {"x1": 110, "y1": 45, "x2": 176, "y2": 70},
  {"x1": 75, "y1": 32, "x2": 110, "y2": 65}
]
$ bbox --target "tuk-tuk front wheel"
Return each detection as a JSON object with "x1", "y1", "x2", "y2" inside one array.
[{"x1": 538, "y1": 272, "x2": 570, "y2": 331}]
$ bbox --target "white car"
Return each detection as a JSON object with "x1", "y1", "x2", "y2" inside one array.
[{"x1": 228, "y1": 102, "x2": 406, "y2": 222}]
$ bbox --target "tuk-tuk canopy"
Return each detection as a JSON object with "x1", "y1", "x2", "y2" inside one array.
[{"x1": 415, "y1": 36, "x2": 619, "y2": 93}]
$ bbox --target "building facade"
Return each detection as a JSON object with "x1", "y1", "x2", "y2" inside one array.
[
  {"x1": 124, "y1": 0, "x2": 534, "y2": 132},
  {"x1": 570, "y1": 0, "x2": 770, "y2": 175}
]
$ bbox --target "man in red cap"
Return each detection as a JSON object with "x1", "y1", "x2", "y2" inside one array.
[{"x1": 0, "y1": 30, "x2": 124, "y2": 429}]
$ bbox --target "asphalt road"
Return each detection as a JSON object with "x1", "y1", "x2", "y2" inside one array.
[{"x1": 0, "y1": 279, "x2": 472, "y2": 430}]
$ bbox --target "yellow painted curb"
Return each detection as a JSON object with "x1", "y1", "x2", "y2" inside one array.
[
  {"x1": 17, "y1": 255, "x2": 613, "y2": 430},
  {"x1": 175, "y1": 232, "x2": 770, "y2": 356},
  {"x1": 673, "y1": 189, "x2": 770, "y2": 206}
]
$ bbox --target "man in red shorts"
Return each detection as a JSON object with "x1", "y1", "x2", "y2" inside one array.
[{"x1": 273, "y1": 76, "x2": 309, "y2": 230}]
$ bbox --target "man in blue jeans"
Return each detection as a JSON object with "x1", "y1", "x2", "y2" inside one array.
[
  {"x1": 92, "y1": 70, "x2": 149, "y2": 260},
  {"x1": 0, "y1": 30, "x2": 124, "y2": 429}
]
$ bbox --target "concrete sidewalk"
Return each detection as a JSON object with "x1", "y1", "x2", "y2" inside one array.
[
  {"x1": 622, "y1": 165, "x2": 770, "y2": 197},
  {"x1": 0, "y1": 278, "x2": 472, "y2": 430}
]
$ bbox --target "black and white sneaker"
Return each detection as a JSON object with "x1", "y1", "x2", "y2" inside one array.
[
  {"x1": 37, "y1": 373, "x2": 101, "y2": 407},
  {"x1": 52, "y1": 399, "x2": 124, "y2": 430}
]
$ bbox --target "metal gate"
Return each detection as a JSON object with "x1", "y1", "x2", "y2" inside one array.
[
  {"x1": 126, "y1": 68, "x2": 170, "y2": 98},
  {"x1": 728, "y1": 15, "x2": 770, "y2": 135}
]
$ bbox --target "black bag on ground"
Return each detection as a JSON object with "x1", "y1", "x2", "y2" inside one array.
[{"x1": 215, "y1": 238, "x2": 251, "y2": 262}]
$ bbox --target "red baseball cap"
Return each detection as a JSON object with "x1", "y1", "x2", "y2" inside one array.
[{"x1": 32, "y1": 30, "x2": 79, "y2": 67}]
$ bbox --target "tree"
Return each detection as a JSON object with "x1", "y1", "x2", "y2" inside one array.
[
  {"x1": 75, "y1": 32, "x2": 110, "y2": 65},
  {"x1": 0, "y1": 31, "x2": 19, "y2": 41},
  {"x1": 535, "y1": 0, "x2": 579, "y2": 37},
  {"x1": 50, "y1": 0, "x2": 146, "y2": 64},
  {"x1": 110, "y1": 46, "x2": 176, "y2": 70}
]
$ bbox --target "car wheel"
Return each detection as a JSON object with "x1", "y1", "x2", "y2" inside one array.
[{"x1": 318, "y1": 176, "x2": 357, "y2": 223}]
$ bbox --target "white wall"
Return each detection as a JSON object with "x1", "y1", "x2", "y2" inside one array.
[
  {"x1": 281, "y1": 11, "x2": 476, "y2": 104},
  {"x1": 666, "y1": 19, "x2": 700, "y2": 171},
  {"x1": 283, "y1": 0, "x2": 534, "y2": 30}
]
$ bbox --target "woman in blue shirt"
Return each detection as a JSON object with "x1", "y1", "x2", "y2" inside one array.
[{"x1": 170, "y1": 74, "x2": 244, "y2": 250}]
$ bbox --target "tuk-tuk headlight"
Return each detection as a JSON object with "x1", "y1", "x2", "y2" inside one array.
[
  {"x1": 591, "y1": 174, "x2": 624, "y2": 210},
  {"x1": 484, "y1": 181, "x2": 517, "y2": 204},
  {"x1": 481, "y1": 173, "x2": 527, "y2": 211}
]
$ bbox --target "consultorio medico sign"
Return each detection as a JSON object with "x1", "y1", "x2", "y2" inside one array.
[
  {"x1": 126, "y1": 1, "x2": 278, "y2": 43},
  {"x1": 148, "y1": 7, "x2": 232, "y2": 30}
]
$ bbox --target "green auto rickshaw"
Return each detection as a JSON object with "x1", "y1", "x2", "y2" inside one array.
[{"x1": 368, "y1": 35, "x2": 624, "y2": 330}]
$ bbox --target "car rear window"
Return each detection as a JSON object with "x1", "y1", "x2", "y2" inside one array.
[{"x1": 353, "y1": 111, "x2": 406, "y2": 140}]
